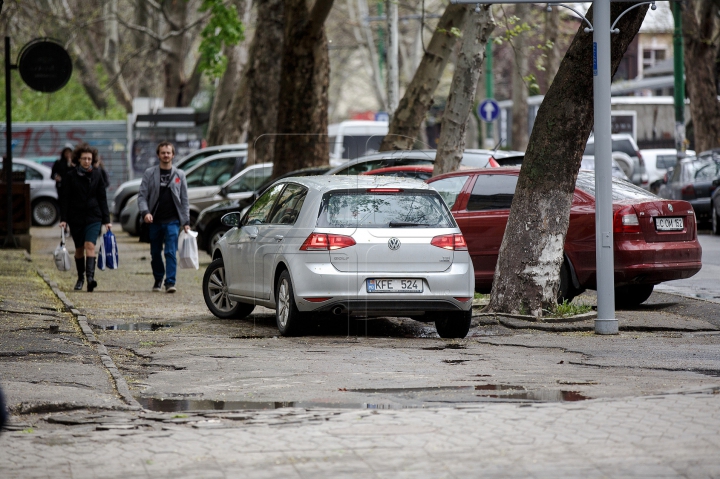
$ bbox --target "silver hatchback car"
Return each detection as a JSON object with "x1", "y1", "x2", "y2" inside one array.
[{"x1": 203, "y1": 176, "x2": 475, "y2": 338}]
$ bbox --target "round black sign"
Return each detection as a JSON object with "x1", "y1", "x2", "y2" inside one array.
[{"x1": 18, "y1": 39, "x2": 73, "y2": 93}]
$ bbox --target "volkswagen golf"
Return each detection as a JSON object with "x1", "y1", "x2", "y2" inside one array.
[{"x1": 202, "y1": 176, "x2": 475, "y2": 338}]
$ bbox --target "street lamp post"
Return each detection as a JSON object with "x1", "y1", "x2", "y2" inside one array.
[{"x1": 449, "y1": 0, "x2": 660, "y2": 334}]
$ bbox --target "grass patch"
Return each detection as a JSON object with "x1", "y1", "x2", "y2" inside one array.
[
  {"x1": 473, "y1": 293, "x2": 489, "y2": 300},
  {"x1": 550, "y1": 300, "x2": 592, "y2": 317}
]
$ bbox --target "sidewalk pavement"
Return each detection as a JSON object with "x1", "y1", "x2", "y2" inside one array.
[{"x1": 1, "y1": 227, "x2": 720, "y2": 478}]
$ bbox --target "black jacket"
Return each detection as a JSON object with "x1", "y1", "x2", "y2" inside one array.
[{"x1": 60, "y1": 167, "x2": 110, "y2": 225}]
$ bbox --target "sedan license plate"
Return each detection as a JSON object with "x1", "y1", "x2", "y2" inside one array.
[
  {"x1": 655, "y1": 217, "x2": 684, "y2": 231},
  {"x1": 367, "y1": 279, "x2": 423, "y2": 293}
]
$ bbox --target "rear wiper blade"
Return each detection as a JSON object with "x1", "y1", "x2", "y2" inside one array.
[{"x1": 388, "y1": 221, "x2": 429, "y2": 227}]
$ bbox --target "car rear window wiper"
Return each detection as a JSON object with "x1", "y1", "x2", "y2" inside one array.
[{"x1": 388, "y1": 221, "x2": 429, "y2": 227}]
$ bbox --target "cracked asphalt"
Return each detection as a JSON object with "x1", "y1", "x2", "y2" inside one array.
[{"x1": 0, "y1": 226, "x2": 719, "y2": 478}]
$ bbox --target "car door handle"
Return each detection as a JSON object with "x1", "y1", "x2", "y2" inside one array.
[{"x1": 274, "y1": 235, "x2": 284, "y2": 242}]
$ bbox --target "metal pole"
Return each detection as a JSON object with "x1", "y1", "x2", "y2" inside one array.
[
  {"x1": 593, "y1": 0, "x2": 617, "y2": 334},
  {"x1": 386, "y1": 0, "x2": 399, "y2": 115},
  {"x1": 672, "y1": 1, "x2": 685, "y2": 160},
  {"x1": 4, "y1": 36, "x2": 15, "y2": 248}
]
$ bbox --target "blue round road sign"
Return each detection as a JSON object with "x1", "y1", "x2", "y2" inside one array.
[{"x1": 478, "y1": 98, "x2": 500, "y2": 123}]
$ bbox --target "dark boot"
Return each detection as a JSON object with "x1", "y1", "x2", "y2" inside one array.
[
  {"x1": 86, "y1": 257, "x2": 97, "y2": 292},
  {"x1": 74, "y1": 258, "x2": 85, "y2": 290}
]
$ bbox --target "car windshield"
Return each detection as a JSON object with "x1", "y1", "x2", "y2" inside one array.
[
  {"x1": 693, "y1": 159, "x2": 720, "y2": 181},
  {"x1": 575, "y1": 171, "x2": 657, "y2": 200},
  {"x1": 317, "y1": 190, "x2": 455, "y2": 228}
]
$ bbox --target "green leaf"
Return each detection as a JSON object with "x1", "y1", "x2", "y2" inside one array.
[{"x1": 198, "y1": 0, "x2": 246, "y2": 80}]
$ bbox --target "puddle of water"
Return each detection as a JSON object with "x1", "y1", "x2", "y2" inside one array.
[
  {"x1": 91, "y1": 322, "x2": 180, "y2": 331},
  {"x1": 136, "y1": 397, "x2": 402, "y2": 412}
]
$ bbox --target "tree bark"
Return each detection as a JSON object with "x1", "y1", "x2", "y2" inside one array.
[
  {"x1": 541, "y1": 6, "x2": 561, "y2": 93},
  {"x1": 486, "y1": 3, "x2": 649, "y2": 317},
  {"x1": 102, "y1": 0, "x2": 134, "y2": 112},
  {"x1": 378, "y1": 5, "x2": 469, "y2": 152},
  {"x1": 245, "y1": 0, "x2": 286, "y2": 165},
  {"x1": 432, "y1": 5, "x2": 494, "y2": 177},
  {"x1": 272, "y1": 0, "x2": 334, "y2": 178},
  {"x1": 683, "y1": 0, "x2": 720, "y2": 153},
  {"x1": 206, "y1": 0, "x2": 252, "y2": 146},
  {"x1": 511, "y1": 4, "x2": 530, "y2": 152}
]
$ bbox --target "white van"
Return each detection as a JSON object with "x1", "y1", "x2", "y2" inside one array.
[{"x1": 328, "y1": 120, "x2": 388, "y2": 166}]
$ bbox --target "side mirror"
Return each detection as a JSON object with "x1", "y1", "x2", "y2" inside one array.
[
  {"x1": 221, "y1": 212, "x2": 241, "y2": 228},
  {"x1": 713, "y1": 178, "x2": 720, "y2": 188},
  {"x1": 220, "y1": 186, "x2": 228, "y2": 196}
]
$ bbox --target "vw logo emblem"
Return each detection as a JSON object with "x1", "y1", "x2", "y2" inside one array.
[
  {"x1": 668, "y1": 204, "x2": 674, "y2": 212},
  {"x1": 388, "y1": 238, "x2": 401, "y2": 250}
]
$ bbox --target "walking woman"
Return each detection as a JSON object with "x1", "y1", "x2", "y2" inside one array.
[{"x1": 59, "y1": 144, "x2": 112, "y2": 292}]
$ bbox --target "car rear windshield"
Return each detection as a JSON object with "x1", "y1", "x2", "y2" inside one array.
[
  {"x1": 317, "y1": 189, "x2": 456, "y2": 228},
  {"x1": 575, "y1": 171, "x2": 657, "y2": 201}
]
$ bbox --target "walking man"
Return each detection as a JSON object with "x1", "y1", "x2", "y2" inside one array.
[{"x1": 137, "y1": 141, "x2": 190, "y2": 293}]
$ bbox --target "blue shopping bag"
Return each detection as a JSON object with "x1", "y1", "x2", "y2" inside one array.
[{"x1": 98, "y1": 230, "x2": 119, "y2": 271}]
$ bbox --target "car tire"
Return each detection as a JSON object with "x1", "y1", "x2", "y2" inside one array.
[
  {"x1": 32, "y1": 198, "x2": 59, "y2": 226},
  {"x1": 434, "y1": 310, "x2": 472, "y2": 339},
  {"x1": 558, "y1": 262, "x2": 578, "y2": 304},
  {"x1": 207, "y1": 227, "x2": 229, "y2": 254},
  {"x1": 615, "y1": 284, "x2": 654, "y2": 309},
  {"x1": 203, "y1": 258, "x2": 255, "y2": 319},
  {"x1": 712, "y1": 203, "x2": 720, "y2": 236},
  {"x1": 275, "y1": 270, "x2": 305, "y2": 336}
]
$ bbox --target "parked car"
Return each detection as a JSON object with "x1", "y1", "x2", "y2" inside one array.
[
  {"x1": 584, "y1": 134, "x2": 648, "y2": 187},
  {"x1": 701, "y1": 150, "x2": 720, "y2": 234},
  {"x1": 119, "y1": 151, "x2": 249, "y2": 235},
  {"x1": 111, "y1": 144, "x2": 246, "y2": 219},
  {"x1": 1, "y1": 159, "x2": 59, "y2": 226},
  {"x1": 641, "y1": 149, "x2": 696, "y2": 192},
  {"x1": 579, "y1": 156, "x2": 629, "y2": 180},
  {"x1": 658, "y1": 155, "x2": 720, "y2": 223},
  {"x1": 362, "y1": 165, "x2": 436, "y2": 181},
  {"x1": 427, "y1": 168, "x2": 701, "y2": 308},
  {"x1": 326, "y1": 149, "x2": 518, "y2": 176},
  {"x1": 195, "y1": 166, "x2": 331, "y2": 254},
  {"x1": 203, "y1": 176, "x2": 475, "y2": 338}
]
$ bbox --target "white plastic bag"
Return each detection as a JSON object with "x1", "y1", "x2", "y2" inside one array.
[
  {"x1": 178, "y1": 230, "x2": 199, "y2": 270},
  {"x1": 54, "y1": 228, "x2": 72, "y2": 272}
]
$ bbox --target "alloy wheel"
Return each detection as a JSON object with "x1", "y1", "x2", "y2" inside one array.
[
  {"x1": 277, "y1": 279, "x2": 290, "y2": 328},
  {"x1": 207, "y1": 266, "x2": 235, "y2": 313},
  {"x1": 33, "y1": 200, "x2": 58, "y2": 226}
]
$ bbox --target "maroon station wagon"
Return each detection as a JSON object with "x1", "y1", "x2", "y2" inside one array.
[{"x1": 427, "y1": 168, "x2": 702, "y2": 308}]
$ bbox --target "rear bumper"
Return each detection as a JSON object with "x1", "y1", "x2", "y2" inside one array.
[
  {"x1": 689, "y1": 198, "x2": 711, "y2": 218},
  {"x1": 288, "y1": 258, "x2": 475, "y2": 314}
]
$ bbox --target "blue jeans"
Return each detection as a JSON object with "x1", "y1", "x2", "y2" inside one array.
[{"x1": 149, "y1": 221, "x2": 179, "y2": 287}]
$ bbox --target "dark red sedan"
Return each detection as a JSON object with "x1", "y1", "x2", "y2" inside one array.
[{"x1": 427, "y1": 168, "x2": 702, "y2": 308}]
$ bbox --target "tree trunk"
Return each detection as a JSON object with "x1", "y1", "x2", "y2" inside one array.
[
  {"x1": 511, "y1": 4, "x2": 530, "y2": 152},
  {"x1": 432, "y1": 5, "x2": 494, "y2": 177},
  {"x1": 378, "y1": 5, "x2": 469, "y2": 152},
  {"x1": 245, "y1": 0, "x2": 286, "y2": 166},
  {"x1": 354, "y1": 0, "x2": 386, "y2": 110},
  {"x1": 206, "y1": 0, "x2": 252, "y2": 146},
  {"x1": 272, "y1": 0, "x2": 334, "y2": 178},
  {"x1": 486, "y1": 3, "x2": 649, "y2": 318},
  {"x1": 683, "y1": 0, "x2": 720, "y2": 153},
  {"x1": 102, "y1": 0, "x2": 133, "y2": 111}
]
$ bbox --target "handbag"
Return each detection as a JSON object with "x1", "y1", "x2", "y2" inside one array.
[
  {"x1": 178, "y1": 230, "x2": 199, "y2": 270},
  {"x1": 53, "y1": 228, "x2": 72, "y2": 272},
  {"x1": 139, "y1": 172, "x2": 176, "y2": 244},
  {"x1": 98, "y1": 230, "x2": 119, "y2": 271}
]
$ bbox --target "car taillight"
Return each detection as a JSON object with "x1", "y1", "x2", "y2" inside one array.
[
  {"x1": 488, "y1": 157, "x2": 500, "y2": 168},
  {"x1": 613, "y1": 206, "x2": 641, "y2": 233},
  {"x1": 300, "y1": 233, "x2": 356, "y2": 251},
  {"x1": 681, "y1": 184, "x2": 696, "y2": 200},
  {"x1": 637, "y1": 150, "x2": 644, "y2": 166},
  {"x1": 367, "y1": 188, "x2": 402, "y2": 193},
  {"x1": 431, "y1": 233, "x2": 468, "y2": 250}
]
